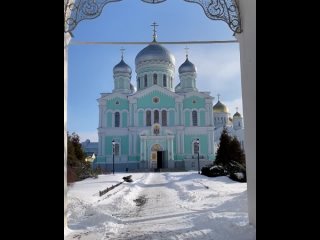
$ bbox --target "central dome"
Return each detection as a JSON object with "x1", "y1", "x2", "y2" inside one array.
[{"x1": 135, "y1": 43, "x2": 175, "y2": 67}]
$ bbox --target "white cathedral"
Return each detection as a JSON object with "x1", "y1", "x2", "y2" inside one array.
[{"x1": 94, "y1": 30, "x2": 244, "y2": 172}]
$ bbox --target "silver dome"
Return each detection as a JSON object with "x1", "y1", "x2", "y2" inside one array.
[
  {"x1": 233, "y1": 112, "x2": 241, "y2": 117},
  {"x1": 178, "y1": 58, "x2": 197, "y2": 74},
  {"x1": 135, "y1": 44, "x2": 175, "y2": 67},
  {"x1": 113, "y1": 59, "x2": 132, "y2": 75}
]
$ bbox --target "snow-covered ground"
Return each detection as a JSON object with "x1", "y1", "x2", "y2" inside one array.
[{"x1": 65, "y1": 172, "x2": 256, "y2": 240}]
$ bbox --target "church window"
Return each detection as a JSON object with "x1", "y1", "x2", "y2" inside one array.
[
  {"x1": 163, "y1": 75, "x2": 167, "y2": 87},
  {"x1": 238, "y1": 122, "x2": 240, "y2": 127},
  {"x1": 146, "y1": 110, "x2": 151, "y2": 126},
  {"x1": 162, "y1": 110, "x2": 167, "y2": 126},
  {"x1": 153, "y1": 74, "x2": 157, "y2": 84},
  {"x1": 115, "y1": 101, "x2": 119, "y2": 105},
  {"x1": 153, "y1": 97, "x2": 159, "y2": 103},
  {"x1": 144, "y1": 75, "x2": 148, "y2": 87},
  {"x1": 192, "y1": 110, "x2": 198, "y2": 126},
  {"x1": 154, "y1": 110, "x2": 159, "y2": 123},
  {"x1": 137, "y1": 77, "x2": 140, "y2": 89},
  {"x1": 115, "y1": 112, "x2": 120, "y2": 127}
]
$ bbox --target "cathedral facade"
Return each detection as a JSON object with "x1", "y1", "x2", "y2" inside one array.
[{"x1": 94, "y1": 37, "x2": 243, "y2": 172}]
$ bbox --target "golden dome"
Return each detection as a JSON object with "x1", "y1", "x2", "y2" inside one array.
[{"x1": 213, "y1": 100, "x2": 229, "y2": 113}]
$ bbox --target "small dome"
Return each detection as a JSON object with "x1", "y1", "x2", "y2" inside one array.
[
  {"x1": 178, "y1": 58, "x2": 197, "y2": 74},
  {"x1": 113, "y1": 59, "x2": 132, "y2": 75},
  {"x1": 213, "y1": 100, "x2": 229, "y2": 113},
  {"x1": 135, "y1": 43, "x2": 175, "y2": 67},
  {"x1": 233, "y1": 112, "x2": 241, "y2": 117}
]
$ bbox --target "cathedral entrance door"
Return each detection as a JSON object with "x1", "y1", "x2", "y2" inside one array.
[
  {"x1": 151, "y1": 144, "x2": 163, "y2": 169},
  {"x1": 157, "y1": 151, "x2": 163, "y2": 168}
]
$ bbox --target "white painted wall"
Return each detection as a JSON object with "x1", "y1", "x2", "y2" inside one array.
[
  {"x1": 64, "y1": 0, "x2": 73, "y2": 230},
  {"x1": 236, "y1": 0, "x2": 256, "y2": 227}
]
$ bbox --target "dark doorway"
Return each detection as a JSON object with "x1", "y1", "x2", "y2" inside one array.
[{"x1": 157, "y1": 151, "x2": 163, "y2": 168}]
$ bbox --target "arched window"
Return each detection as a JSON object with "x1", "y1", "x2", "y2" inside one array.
[
  {"x1": 238, "y1": 122, "x2": 241, "y2": 127},
  {"x1": 162, "y1": 110, "x2": 167, "y2": 126},
  {"x1": 153, "y1": 73, "x2": 157, "y2": 84},
  {"x1": 137, "y1": 77, "x2": 140, "y2": 89},
  {"x1": 144, "y1": 75, "x2": 148, "y2": 87},
  {"x1": 146, "y1": 110, "x2": 151, "y2": 126},
  {"x1": 115, "y1": 112, "x2": 120, "y2": 127},
  {"x1": 192, "y1": 110, "x2": 198, "y2": 126},
  {"x1": 163, "y1": 75, "x2": 167, "y2": 87},
  {"x1": 154, "y1": 110, "x2": 159, "y2": 123}
]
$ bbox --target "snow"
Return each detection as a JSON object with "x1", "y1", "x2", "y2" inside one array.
[{"x1": 65, "y1": 172, "x2": 256, "y2": 239}]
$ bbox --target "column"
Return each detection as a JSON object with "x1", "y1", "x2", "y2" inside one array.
[
  {"x1": 102, "y1": 136, "x2": 105, "y2": 156},
  {"x1": 99, "y1": 105, "x2": 102, "y2": 127},
  {"x1": 140, "y1": 138, "x2": 143, "y2": 160},
  {"x1": 236, "y1": 0, "x2": 256, "y2": 226},
  {"x1": 98, "y1": 135, "x2": 102, "y2": 155},
  {"x1": 144, "y1": 139, "x2": 147, "y2": 161},
  {"x1": 133, "y1": 103, "x2": 137, "y2": 126},
  {"x1": 64, "y1": 30, "x2": 72, "y2": 229},
  {"x1": 133, "y1": 133, "x2": 137, "y2": 155}
]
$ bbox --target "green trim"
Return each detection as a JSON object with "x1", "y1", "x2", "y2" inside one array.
[
  {"x1": 183, "y1": 96, "x2": 205, "y2": 109},
  {"x1": 106, "y1": 97, "x2": 129, "y2": 110},
  {"x1": 137, "y1": 90, "x2": 175, "y2": 109}
]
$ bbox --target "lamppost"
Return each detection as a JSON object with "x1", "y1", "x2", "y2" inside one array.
[
  {"x1": 112, "y1": 140, "x2": 115, "y2": 175},
  {"x1": 195, "y1": 139, "x2": 200, "y2": 174}
]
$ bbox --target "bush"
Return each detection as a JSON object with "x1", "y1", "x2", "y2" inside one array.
[
  {"x1": 201, "y1": 164, "x2": 227, "y2": 177},
  {"x1": 229, "y1": 171, "x2": 247, "y2": 182}
]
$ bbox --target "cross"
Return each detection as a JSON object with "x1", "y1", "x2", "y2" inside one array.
[
  {"x1": 184, "y1": 46, "x2": 189, "y2": 58},
  {"x1": 217, "y1": 94, "x2": 220, "y2": 101},
  {"x1": 151, "y1": 22, "x2": 159, "y2": 41},
  {"x1": 120, "y1": 47, "x2": 125, "y2": 60},
  {"x1": 236, "y1": 107, "x2": 238, "y2": 112}
]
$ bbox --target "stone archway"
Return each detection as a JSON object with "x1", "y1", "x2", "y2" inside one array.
[
  {"x1": 64, "y1": 0, "x2": 241, "y2": 34},
  {"x1": 64, "y1": 0, "x2": 255, "y2": 228}
]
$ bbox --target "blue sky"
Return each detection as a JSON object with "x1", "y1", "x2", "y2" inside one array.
[{"x1": 68, "y1": 0, "x2": 242, "y2": 142}]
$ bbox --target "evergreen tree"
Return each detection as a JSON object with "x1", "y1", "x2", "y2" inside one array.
[
  {"x1": 67, "y1": 132, "x2": 89, "y2": 182},
  {"x1": 212, "y1": 128, "x2": 246, "y2": 182},
  {"x1": 214, "y1": 127, "x2": 232, "y2": 166},
  {"x1": 229, "y1": 136, "x2": 246, "y2": 166},
  {"x1": 70, "y1": 132, "x2": 85, "y2": 163}
]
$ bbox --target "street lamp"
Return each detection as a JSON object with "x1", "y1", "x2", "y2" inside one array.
[
  {"x1": 112, "y1": 140, "x2": 115, "y2": 175},
  {"x1": 195, "y1": 139, "x2": 200, "y2": 174}
]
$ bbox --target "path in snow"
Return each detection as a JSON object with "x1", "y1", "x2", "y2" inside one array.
[{"x1": 66, "y1": 172, "x2": 256, "y2": 240}]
